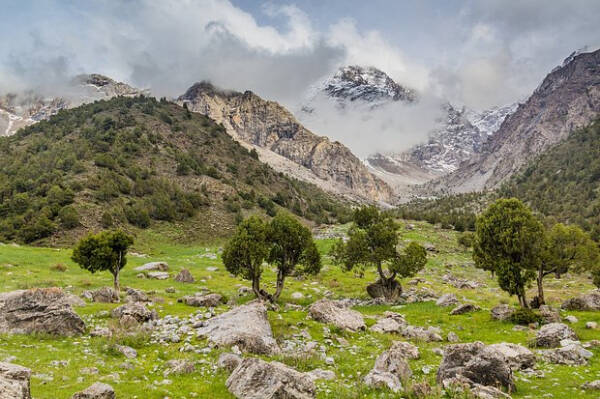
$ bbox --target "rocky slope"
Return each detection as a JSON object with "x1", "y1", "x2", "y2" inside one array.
[
  {"x1": 177, "y1": 82, "x2": 393, "y2": 203},
  {"x1": 430, "y1": 48, "x2": 600, "y2": 193},
  {"x1": 0, "y1": 74, "x2": 147, "y2": 136}
]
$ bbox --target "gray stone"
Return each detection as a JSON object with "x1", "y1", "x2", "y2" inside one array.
[
  {"x1": 111, "y1": 302, "x2": 157, "y2": 324},
  {"x1": 447, "y1": 332, "x2": 460, "y2": 342},
  {"x1": 178, "y1": 293, "x2": 223, "y2": 308},
  {"x1": 436, "y1": 293, "x2": 459, "y2": 307},
  {"x1": 134, "y1": 262, "x2": 168, "y2": 272},
  {"x1": 226, "y1": 358, "x2": 315, "y2": 399},
  {"x1": 84, "y1": 287, "x2": 119, "y2": 303},
  {"x1": 487, "y1": 343, "x2": 535, "y2": 370},
  {"x1": 147, "y1": 272, "x2": 169, "y2": 280},
  {"x1": 437, "y1": 342, "x2": 515, "y2": 392},
  {"x1": 124, "y1": 288, "x2": 149, "y2": 303},
  {"x1": 71, "y1": 382, "x2": 115, "y2": 399},
  {"x1": 535, "y1": 323, "x2": 577, "y2": 348},
  {"x1": 442, "y1": 376, "x2": 511, "y2": 399},
  {"x1": 308, "y1": 299, "x2": 365, "y2": 332},
  {"x1": 196, "y1": 302, "x2": 279, "y2": 355},
  {"x1": 539, "y1": 305, "x2": 560, "y2": 324},
  {"x1": 0, "y1": 362, "x2": 31, "y2": 399},
  {"x1": 582, "y1": 380, "x2": 600, "y2": 390},
  {"x1": 490, "y1": 304, "x2": 514, "y2": 321},
  {"x1": 0, "y1": 288, "x2": 85, "y2": 336},
  {"x1": 217, "y1": 353, "x2": 242, "y2": 372},
  {"x1": 370, "y1": 312, "x2": 406, "y2": 334},
  {"x1": 586, "y1": 321, "x2": 597, "y2": 329},
  {"x1": 564, "y1": 315, "x2": 578, "y2": 323},
  {"x1": 450, "y1": 303, "x2": 480, "y2": 315},
  {"x1": 306, "y1": 369, "x2": 336, "y2": 382},
  {"x1": 163, "y1": 360, "x2": 195, "y2": 376},
  {"x1": 174, "y1": 269, "x2": 194, "y2": 283},
  {"x1": 539, "y1": 343, "x2": 593, "y2": 365},
  {"x1": 115, "y1": 345, "x2": 137, "y2": 359},
  {"x1": 364, "y1": 369, "x2": 403, "y2": 393},
  {"x1": 561, "y1": 290, "x2": 600, "y2": 311}
]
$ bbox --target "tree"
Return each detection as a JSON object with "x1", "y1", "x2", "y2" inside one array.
[
  {"x1": 332, "y1": 206, "x2": 427, "y2": 301},
  {"x1": 222, "y1": 216, "x2": 270, "y2": 300},
  {"x1": 72, "y1": 230, "x2": 133, "y2": 294},
  {"x1": 223, "y1": 213, "x2": 321, "y2": 302},
  {"x1": 267, "y1": 212, "x2": 321, "y2": 301},
  {"x1": 473, "y1": 198, "x2": 544, "y2": 308},
  {"x1": 537, "y1": 223, "x2": 599, "y2": 305}
]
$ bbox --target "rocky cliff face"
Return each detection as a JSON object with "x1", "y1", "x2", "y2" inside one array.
[
  {"x1": 430, "y1": 48, "x2": 600, "y2": 193},
  {"x1": 0, "y1": 74, "x2": 147, "y2": 136},
  {"x1": 177, "y1": 82, "x2": 393, "y2": 203}
]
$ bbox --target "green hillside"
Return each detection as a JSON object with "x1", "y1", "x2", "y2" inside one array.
[
  {"x1": 0, "y1": 96, "x2": 350, "y2": 245},
  {"x1": 500, "y1": 119, "x2": 600, "y2": 238}
]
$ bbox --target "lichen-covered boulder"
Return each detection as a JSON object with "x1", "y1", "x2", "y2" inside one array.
[
  {"x1": 535, "y1": 323, "x2": 577, "y2": 348},
  {"x1": 561, "y1": 290, "x2": 600, "y2": 311},
  {"x1": 71, "y1": 382, "x2": 115, "y2": 399},
  {"x1": 0, "y1": 362, "x2": 31, "y2": 399},
  {"x1": 308, "y1": 299, "x2": 365, "y2": 332}
]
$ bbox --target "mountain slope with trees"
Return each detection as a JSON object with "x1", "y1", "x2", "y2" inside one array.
[{"x1": 0, "y1": 96, "x2": 351, "y2": 244}]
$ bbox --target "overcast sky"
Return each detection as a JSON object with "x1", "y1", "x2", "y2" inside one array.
[{"x1": 1, "y1": 0, "x2": 599, "y2": 154}]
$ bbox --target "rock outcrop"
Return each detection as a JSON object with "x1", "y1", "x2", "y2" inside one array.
[
  {"x1": 535, "y1": 323, "x2": 577, "y2": 348},
  {"x1": 111, "y1": 302, "x2": 157, "y2": 324},
  {"x1": 196, "y1": 302, "x2": 279, "y2": 355},
  {"x1": 226, "y1": 358, "x2": 315, "y2": 399},
  {"x1": 561, "y1": 290, "x2": 600, "y2": 311},
  {"x1": 487, "y1": 343, "x2": 535, "y2": 370},
  {"x1": 0, "y1": 288, "x2": 85, "y2": 336},
  {"x1": 0, "y1": 362, "x2": 31, "y2": 399},
  {"x1": 308, "y1": 299, "x2": 366, "y2": 332},
  {"x1": 177, "y1": 82, "x2": 393, "y2": 202},
  {"x1": 71, "y1": 382, "x2": 116, "y2": 399},
  {"x1": 174, "y1": 269, "x2": 194, "y2": 283}
]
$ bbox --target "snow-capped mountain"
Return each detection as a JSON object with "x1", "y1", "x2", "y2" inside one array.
[
  {"x1": 0, "y1": 74, "x2": 147, "y2": 136},
  {"x1": 302, "y1": 65, "x2": 416, "y2": 112}
]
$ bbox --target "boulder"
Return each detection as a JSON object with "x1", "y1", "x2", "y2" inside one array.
[
  {"x1": 582, "y1": 380, "x2": 600, "y2": 390},
  {"x1": 217, "y1": 353, "x2": 242, "y2": 372},
  {"x1": 535, "y1": 323, "x2": 577, "y2": 347},
  {"x1": 442, "y1": 376, "x2": 511, "y2": 399},
  {"x1": 487, "y1": 343, "x2": 535, "y2": 370},
  {"x1": 134, "y1": 261, "x2": 168, "y2": 272},
  {"x1": 401, "y1": 325, "x2": 443, "y2": 342},
  {"x1": 370, "y1": 312, "x2": 407, "y2": 334},
  {"x1": 564, "y1": 315, "x2": 578, "y2": 323},
  {"x1": 115, "y1": 345, "x2": 137, "y2": 359},
  {"x1": 0, "y1": 362, "x2": 31, "y2": 399},
  {"x1": 447, "y1": 332, "x2": 459, "y2": 342},
  {"x1": 372, "y1": 345, "x2": 413, "y2": 380},
  {"x1": 539, "y1": 343, "x2": 593, "y2": 365},
  {"x1": 174, "y1": 269, "x2": 194, "y2": 283},
  {"x1": 450, "y1": 303, "x2": 480, "y2": 315},
  {"x1": 388, "y1": 341, "x2": 420, "y2": 360},
  {"x1": 308, "y1": 299, "x2": 365, "y2": 332},
  {"x1": 436, "y1": 293, "x2": 459, "y2": 307},
  {"x1": 147, "y1": 272, "x2": 169, "y2": 280},
  {"x1": 363, "y1": 369, "x2": 403, "y2": 392},
  {"x1": 196, "y1": 302, "x2": 279, "y2": 355},
  {"x1": 178, "y1": 293, "x2": 223, "y2": 308},
  {"x1": 437, "y1": 342, "x2": 515, "y2": 392},
  {"x1": 71, "y1": 383, "x2": 115, "y2": 399},
  {"x1": 586, "y1": 321, "x2": 598, "y2": 329},
  {"x1": 163, "y1": 360, "x2": 195, "y2": 376},
  {"x1": 111, "y1": 302, "x2": 157, "y2": 324},
  {"x1": 226, "y1": 358, "x2": 315, "y2": 399},
  {"x1": 85, "y1": 287, "x2": 119, "y2": 303},
  {"x1": 561, "y1": 290, "x2": 600, "y2": 311},
  {"x1": 539, "y1": 305, "x2": 560, "y2": 323},
  {"x1": 0, "y1": 288, "x2": 85, "y2": 336},
  {"x1": 124, "y1": 288, "x2": 149, "y2": 303},
  {"x1": 306, "y1": 369, "x2": 336, "y2": 382},
  {"x1": 63, "y1": 294, "x2": 86, "y2": 307},
  {"x1": 490, "y1": 304, "x2": 514, "y2": 321},
  {"x1": 442, "y1": 274, "x2": 485, "y2": 289}
]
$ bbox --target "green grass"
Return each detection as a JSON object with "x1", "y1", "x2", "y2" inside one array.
[{"x1": 0, "y1": 221, "x2": 599, "y2": 398}]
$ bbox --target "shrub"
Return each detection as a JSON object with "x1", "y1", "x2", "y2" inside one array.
[
  {"x1": 58, "y1": 205, "x2": 80, "y2": 229},
  {"x1": 50, "y1": 263, "x2": 67, "y2": 272},
  {"x1": 457, "y1": 232, "x2": 474, "y2": 248},
  {"x1": 510, "y1": 308, "x2": 541, "y2": 325}
]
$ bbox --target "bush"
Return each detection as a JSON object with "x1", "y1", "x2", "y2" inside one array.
[
  {"x1": 101, "y1": 211, "x2": 114, "y2": 228},
  {"x1": 510, "y1": 308, "x2": 542, "y2": 325},
  {"x1": 58, "y1": 205, "x2": 80, "y2": 229},
  {"x1": 457, "y1": 231, "x2": 474, "y2": 248}
]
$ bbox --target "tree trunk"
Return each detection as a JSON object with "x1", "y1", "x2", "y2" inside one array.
[
  {"x1": 272, "y1": 269, "x2": 285, "y2": 302},
  {"x1": 536, "y1": 268, "x2": 545, "y2": 306},
  {"x1": 113, "y1": 269, "x2": 120, "y2": 298},
  {"x1": 367, "y1": 276, "x2": 402, "y2": 302},
  {"x1": 520, "y1": 288, "x2": 529, "y2": 309}
]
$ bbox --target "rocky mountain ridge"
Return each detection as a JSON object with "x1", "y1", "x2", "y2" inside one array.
[
  {"x1": 177, "y1": 82, "x2": 393, "y2": 203},
  {"x1": 0, "y1": 74, "x2": 147, "y2": 136},
  {"x1": 428, "y1": 48, "x2": 600, "y2": 193}
]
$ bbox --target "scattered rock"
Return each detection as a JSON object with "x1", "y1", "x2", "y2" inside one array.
[
  {"x1": 90, "y1": 327, "x2": 112, "y2": 338},
  {"x1": 0, "y1": 288, "x2": 85, "y2": 336},
  {"x1": 491, "y1": 304, "x2": 514, "y2": 321},
  {"x1": 437, "y1": 341, "x2": 515, "y2": 392},
  {"x1": 217, "y1": 353, "x2": 242, "y2": 372},
  {"x1": 535, "y1": 323, "x2": 577, "y2": 347},
  {"x1": 370, "y1": 312, "x2": 406, "y2": 334},
  {"x1": 134, "y1": 262, "x2": 168, "y2": 272},
  {"x1": 442, "y1": 375, "x2": 511, "y2": 399},
  {"x1": 174, "y1": 269, "x2": 194, "y2": 283},
  {"x1": 539, "y1": 305, "x2": 560, "y2": 323},
  {"x1": 308, "y1": 299, "x2": 365, "y2": 332},
  {"x1": 71, "y1": 382, "x2": 115, "y2": 399},
  {"x1": 447, "y1": 332, "x2": 459, "y2": 342},
  {"x1": 0, "y1": 362, "x2": 31, "y2": 399},
  {"x1": 411, "y1": 381, "x2": 433, "y2": 398},
  {"x1": 586, "y1": 321, "x2": 597, "y2": 329},
  {"x1": 84, "y1": 287, "x2": 119, "y2": 303},
  {"x1": 111, "y1": 302, "x2": 157, "y2": 324},
  {"x1": 196, "y1": 302, "x2": 280, "y2": 355},
  {"x1": 115, "y1": 345, "x2": 137, "y2": 359},
  {"x1": 487, "y1": 343, "x2": 535, "y2": 370},
  {"x1": 178, "y1": 293, "x2": 223, "y2": 308},
  {"x1": 561, "y1": 290, "x2": 600, "y2": 311},
  {"x1": 71, "y1": 382, "x2": 117, "y2": 399},
  {"x1": 539, "y1": 343, "x2": 593, "y2": 365},
  {"x1": 450, "y1": 303, "x2": 480, "y2": 315},
  {"x1": 364, "y1": 369, "x2": 403, "y2": 393},
  {"x1": 124, "y1": 288, "x2": 149, "y2": 303},
  {"x1": 564, "y1": 315, "x2": 578, "y2": 323},
  {"x1": 226, "y1": 358, "x2": 315, "y2": 399},
  {"x1": 582, "y1": 380, "x2": 600, "y2": 390},
  {"x1": 163, "y1": 360, "x2": 195, "y2": 376},
  {"x1": 63, "y1": 294, "x2": 86, "y2": 307},
  {"x1": 442, "y1": 274, "x2": 485, "y2": 289},
  {"x1": 306, "y1": 369, "x2": 336, "y2": 382},
  {"x1": 291, "y1": 292, "x2": 304, "y2": 300},
  {"x1": 147, "y1": 272, "x2": 169, "y2": 280},
  {"x1": 436, "y1": 293, "x2": 459, "y2": 307},
  {"x1": 388, "y1": 341, "x2": 420, "y2": 360}
]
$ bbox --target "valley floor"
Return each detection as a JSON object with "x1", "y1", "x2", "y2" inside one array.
[{"x1": 0, "y1": 222, "x2": 598, "y2": 398}]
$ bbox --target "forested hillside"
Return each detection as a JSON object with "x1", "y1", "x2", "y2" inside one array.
[{"x1": 0, "y1": 96, "x2": 350, "y2": 244}]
